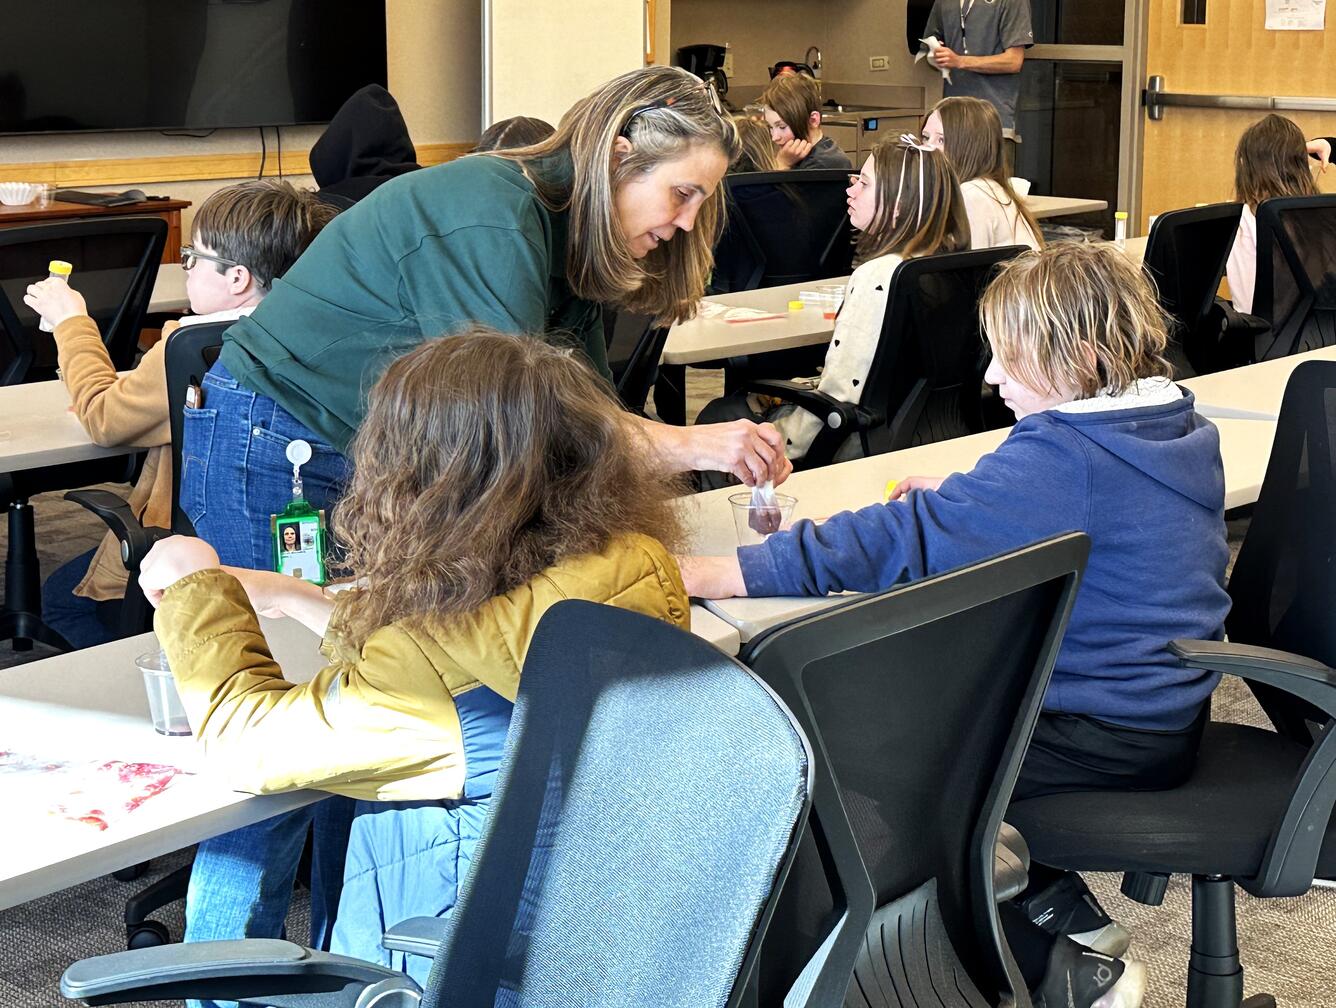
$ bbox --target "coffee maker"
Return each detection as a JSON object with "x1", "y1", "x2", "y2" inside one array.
[{"x1": 675, "y1": 44, "x2": 729, "y2": 101}]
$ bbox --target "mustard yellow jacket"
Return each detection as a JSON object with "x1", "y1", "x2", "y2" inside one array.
[{"x1": 155, "y1": 532, "x2": 689, "y2": 802}]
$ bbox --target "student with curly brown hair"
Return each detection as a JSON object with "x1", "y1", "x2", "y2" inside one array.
[{"x1": 140, "y1": 329, "x2": 690, "y2": 983}]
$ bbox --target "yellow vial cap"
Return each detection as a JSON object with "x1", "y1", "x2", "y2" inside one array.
[
  {"x1": 47, "y1": 260, "x2": 73, "y2": 277},
  {"x1": 885, "y1": 480, "x2": 898, "y2": 500},
  {"x1": 788, "y1": 300, "x2": 805, "y2": 311},
  {"x1": 1113, "y1": 212, "x2": 1129, "y2": 221}
]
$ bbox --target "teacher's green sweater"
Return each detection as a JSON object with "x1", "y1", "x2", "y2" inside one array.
[{"x1": 220, "y1": 154, "x2": 607, "y2": 452}]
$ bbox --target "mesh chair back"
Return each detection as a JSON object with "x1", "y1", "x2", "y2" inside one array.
[
  {"x1": 1226, "y1": 359, "x2": 1336, "y2": 742},
  {"x1": 1254, "y1": 195, "x2": 1336, "y2": 360},
  {"x1": 861, "y1": 246, "x2": 1025, "y2": 456},
  {"x1": 0, "y1": 217, "x2": 167, "y2": 384},
  {"x1": 603, "y1": 309, "x2": 669, "y2": 416},
  {"x1": 422, "y1": 600, "x2": 812, "y2": 1008},
  {"x1": 1142, "y1": 202, "x2": 1242, "y2": 377},
  {"x1": 743, "y1": 534, "x2": 1089, "y2": 1007},
  {"x1": 711, "y1": 170, "x2": 854, "y2": 293},
  {"x1": 163, "y1": 321, "x2": 228, "y2": 535}
]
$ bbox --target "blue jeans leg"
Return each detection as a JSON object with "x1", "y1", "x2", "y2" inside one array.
[
  {"x1": 184, "y1": 797, "x2": 354, "y2": 1008},
  {"x1": 180, "y1": 361, "x2": 350, "y2": 570},
  {"x1": 40, "y1": 550, "x2": 121, "y2": 650}
]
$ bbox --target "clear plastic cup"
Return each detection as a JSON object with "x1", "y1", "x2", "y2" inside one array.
[
  {"x1": 817, "y1": 284, "x2": 845, "y2": 320},
  {"x1": 137, "y1": 651, "x2": 192, "y2": 736},
  {"x1": 729, "y1": 492, "x2": 798, "y2": 547}
]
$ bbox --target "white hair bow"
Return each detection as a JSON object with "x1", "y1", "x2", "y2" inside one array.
[{"x1": 895, "y1": 134, "x2": 934, "y2": 231}]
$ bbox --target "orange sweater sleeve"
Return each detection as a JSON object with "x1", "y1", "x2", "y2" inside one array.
[{"x1": 52, "y1": 316, "x2": 174, "y2": 448}]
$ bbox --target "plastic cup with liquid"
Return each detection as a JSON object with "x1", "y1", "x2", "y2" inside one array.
[
  {"x1": 817, "y1": 284, "x2": 845, "y2": 320},
  {"x1": 729, "y1": 491, "x2": 798, "y2": 546},
  {"x1": 137, "y1": 650, "x2": 192, "y2": 736}
]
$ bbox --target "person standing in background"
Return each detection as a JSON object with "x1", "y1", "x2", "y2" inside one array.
[{"x1": 922, "y1": 0, "x2": 1033, "y2": 164}]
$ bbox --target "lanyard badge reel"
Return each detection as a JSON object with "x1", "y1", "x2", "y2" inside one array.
[{"x1": 271, "y1": 439, "x2": 328, "y2": 585}]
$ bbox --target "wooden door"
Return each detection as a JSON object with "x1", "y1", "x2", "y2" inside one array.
[{"x1": 1140, "y1": 0, "x2": 1336, "y2": 230}]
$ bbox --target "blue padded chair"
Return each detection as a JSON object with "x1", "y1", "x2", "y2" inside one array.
[{"x1": 61, "y1": 600, "x2": 814, "y2": 1008}]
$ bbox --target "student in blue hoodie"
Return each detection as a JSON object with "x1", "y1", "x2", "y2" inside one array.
[{"x1": 682, "y1": 241, "x2": 1232, "y2": 1008}]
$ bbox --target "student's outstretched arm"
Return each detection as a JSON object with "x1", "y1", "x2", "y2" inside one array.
[
  {"x1": 24, "y1": 278, "x2": 172, "y2": 448},
  {"x1": 632, "y1": 413, "x2": 792, "y2": 486}
]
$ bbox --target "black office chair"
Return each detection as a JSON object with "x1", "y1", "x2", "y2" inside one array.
[
  {"x1": 61, "y1": 601, "x2": 814, "y2": 1007},
  {"x1": 1253, "y1": 194, "x2": 1336, "y2": 361},
  {"x1": 1140, "y1": 202, "x2": 1243, "y2": 377},
  {"x1": 602, "y1": 308, "x2": 670, "y2": 417},
  {"x1": 710, "y1": 169, "x2": 855, "y2": 295},
  {"x1": 63, "y1": 320, "x2": 228, "y2": 947},
  {"x1": 0, "y1": 217, "x2": 167, "y2": 651},
  {"x1": 0, "y1": 216, "x2": 167, "y2": 381},
  {"x1": 742, "y1": 533, "x2": 1090, "y2": 1007},
  {"x1": 747, "y1": 246, "x2": 1025, "y2": 468},
  {"x1": 1008, "y1": 360, "x2": 1336, "y2": 1008}
]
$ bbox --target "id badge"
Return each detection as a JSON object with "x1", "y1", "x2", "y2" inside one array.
[{"x1": 272, "y1": 506, "x2": 327, "y2": 585}]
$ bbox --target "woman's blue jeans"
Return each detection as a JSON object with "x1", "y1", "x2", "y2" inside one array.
[{"x1": 180, "y1": 361, "x2": 353, "y2": 1007}]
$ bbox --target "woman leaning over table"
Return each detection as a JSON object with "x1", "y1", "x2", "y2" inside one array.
[{"x1": 174, "y1": 65, "x2": 790, "y2": 999}]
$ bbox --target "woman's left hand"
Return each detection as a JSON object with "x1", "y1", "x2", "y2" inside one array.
[{"x1": 139, "y1": 536, "x2": 222, "y2": 606}]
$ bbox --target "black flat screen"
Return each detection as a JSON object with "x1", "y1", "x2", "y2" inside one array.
[{"x1": 0, "y1": 0, "x2": 387, "y2": 135}]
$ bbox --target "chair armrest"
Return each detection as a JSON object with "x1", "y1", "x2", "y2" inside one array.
[
  {"x1": 64, "y1": 489, "x2": 170, "y2": 573},
  {"x1": 1170, "y1": 639, "x2": 1336, "y2": 717},
  {"x1": 60, "y1": 938, "x2": 417, "y2": 1007},
  {"x1": 382, "y1": 916, "x2": 453, "y2": 960},
  {"x1": 1173, "y1": 639, "x2": 1336, "y2": 898},
  {"x1": 745, "y1": 380, "x2": 885, "y2": 433}
]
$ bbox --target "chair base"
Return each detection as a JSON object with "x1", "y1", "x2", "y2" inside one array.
[
  {"x1": 124, "y1": 861, "x2": 192, "y2": 948},
  {"x1": 1, "y1": 498, "x2": 71, "y2": 652}
]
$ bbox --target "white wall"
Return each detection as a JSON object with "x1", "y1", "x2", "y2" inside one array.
[{"x1": 485, "y1": 0, "x2": 644, "y2": 125}]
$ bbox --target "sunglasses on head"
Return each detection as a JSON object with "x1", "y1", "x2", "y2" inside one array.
[{"x1": 620, "y1": 82, "x2": 726, "y2": 138}]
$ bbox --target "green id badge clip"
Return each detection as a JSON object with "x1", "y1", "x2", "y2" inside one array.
[{"x1": 272, "y1": 439, "x2": 328, "y2": 585}]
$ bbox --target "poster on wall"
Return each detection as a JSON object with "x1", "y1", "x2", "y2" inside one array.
[{"x1": 1266, "y1": 0, "x2": 1326, "y2": 30}]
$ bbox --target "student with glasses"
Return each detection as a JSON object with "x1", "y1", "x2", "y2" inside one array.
[{"x1": 22, "y1": 179, "x2": 334, "y2": 652}]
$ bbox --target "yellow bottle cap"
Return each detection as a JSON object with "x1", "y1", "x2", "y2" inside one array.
[
  {"x1": 47, "y1": 260, "x2": 73, "y2": 277},
  {"x1": 788, "y1": 300, "x2": 805, "y2": 311},
  {"x1": 885, "y1": 479, "x2": 898, "y2": 500},
  {"x1": 1114, "y1": 211, "x2": 1129, "y2": 220}
]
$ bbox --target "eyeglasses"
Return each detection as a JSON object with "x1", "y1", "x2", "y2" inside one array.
[
  {"x1": 180, "y1": 244, "x2": 241, "y2": 272},
  {"x1": 621, "y1": 82, "x2": 726, "y2": 138}
]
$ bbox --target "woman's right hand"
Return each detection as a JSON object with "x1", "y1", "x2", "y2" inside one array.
[
  {"x1": 139, "y1": 536, "x2": 222, "y2": 607},
  {"x1": 1308, "y1": 138, "x2": 1332, "y2": 173}
]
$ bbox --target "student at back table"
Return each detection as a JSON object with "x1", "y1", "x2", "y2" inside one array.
[{"x1": 23, "y1": 180, "x2": 335, "y2": 650}]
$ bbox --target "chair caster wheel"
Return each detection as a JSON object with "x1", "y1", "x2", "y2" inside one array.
[
  {"x1": 1242, "y1": 997, "x2": 1276, "y2": 1008},
  {"x1": 113, "y1": 861, "x2": 149, "y2": 882},
  {"x1": 126, "y1": 920, "x2": 171, "y2": 949}
]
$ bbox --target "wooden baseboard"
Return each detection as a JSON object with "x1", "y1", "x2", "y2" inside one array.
[{"x1": 0, "y1": 141, "x2": 474, "y2": 187}]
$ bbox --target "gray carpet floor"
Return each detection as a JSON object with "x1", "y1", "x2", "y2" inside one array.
[{"x1": 1, "y1": 371, "x2": 1333, "y2": 1006}]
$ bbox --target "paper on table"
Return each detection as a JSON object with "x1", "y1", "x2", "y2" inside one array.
[
  {"x1": 915, "y1": 36, "x2": 953, "y2": 84},
  {"x1": 1265, "y1": 0, "x2": 1325, "y2": 30},
  {"x1": 1, "y1": 749, "x2": 190, "y2": 833},
  {"x1": 697, "y1": 301, "x2": 785, "y2": 324}
]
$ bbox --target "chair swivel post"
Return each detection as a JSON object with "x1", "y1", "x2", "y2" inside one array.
[
  {"x1": 1185, "y1": 874, "x2": 1278, "y2": 1008},
  {"x1": 0, "y1": 498, "x2": 71, "y2": 652}
]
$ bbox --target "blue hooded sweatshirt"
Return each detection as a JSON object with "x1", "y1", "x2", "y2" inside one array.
[{"x1": 739, "y1": 388, "x2": 1231, "y2": 730}]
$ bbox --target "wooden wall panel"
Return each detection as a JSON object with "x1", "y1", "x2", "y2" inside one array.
[
  {"x1": 1141, "y1": 0, "x2": 1336, "y2": 229},
  {"x1": 0, "y1": 143, "x2": 472, "y2": 188}
]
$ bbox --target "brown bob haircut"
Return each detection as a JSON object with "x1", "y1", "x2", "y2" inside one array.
[
  {"x1": 193, "y1": 179, "x2": 336, "y2": 292},
  {"x1": 760, "y1": 74, "x2": 822, "y2": 141}
]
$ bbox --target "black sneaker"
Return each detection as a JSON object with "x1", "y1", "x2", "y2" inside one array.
[
  {"x1": 1022, "y1": 872, "x2": 1130, "y2": 956},
  {"x1": 1034, "y1": 937, "x2": 1145, "y2": 1008}
]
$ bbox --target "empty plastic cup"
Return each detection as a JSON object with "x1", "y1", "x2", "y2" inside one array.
[
  {"x1": 729, "y1": 491, "x2": 798, "y2": 546},
  {"x1": 137, "y1": 651, "x2": 192, "y2": 736},
  {"x1": 817, "y1": 284, "x2": 845, "y2": 320}
]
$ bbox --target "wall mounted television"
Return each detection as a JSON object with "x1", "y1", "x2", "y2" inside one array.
[{"x1": 0, "y1": 0, "x2": 388, "y2": 135}]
